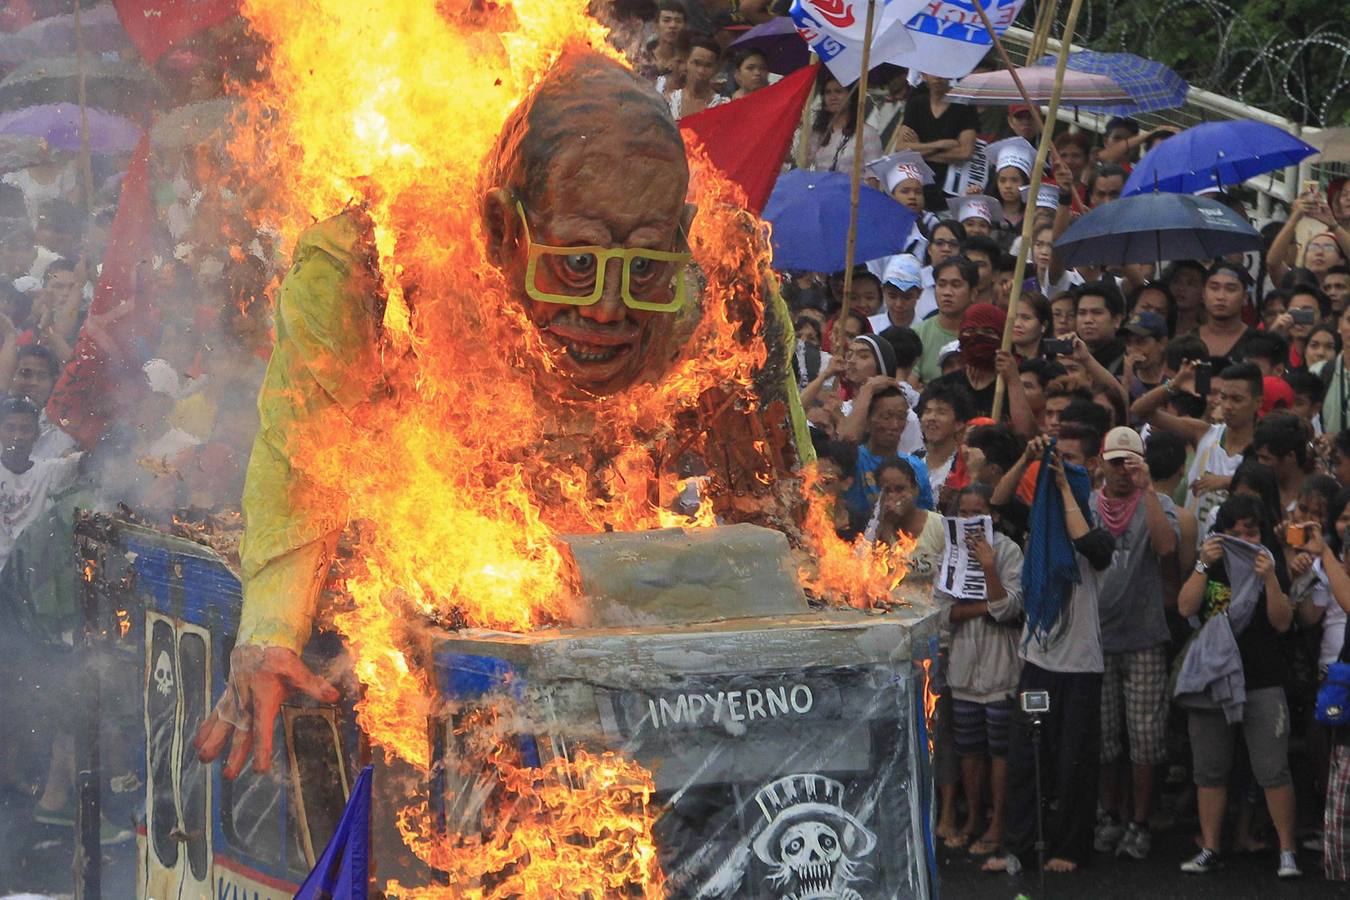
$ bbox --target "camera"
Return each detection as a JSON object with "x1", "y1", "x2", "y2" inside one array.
[
  {"x1": 1020, "y1": 690, "x2": 1050, "y2": 715},
  {"x1": 1193, "y1": 361, "x2": 1212, "y2": 397},
  {"x1": 1291, "y1": 307, "x2": 1317, "y2": 326},
  {"x1": 1043, "y1": 338, "x2": 1074, "y2": 357},
  {"x1": 1286, "y1": 523, "x2": 1312, "y2": 548}
]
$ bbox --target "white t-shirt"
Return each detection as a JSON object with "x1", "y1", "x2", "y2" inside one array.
[
  {"x1": 913, "y1": 266, "x2": 938, "y2": 323},
  {"x1": 0, "y1": 455, "x2": 80, "y2": 571},
  {"x1": 667, "y1": 90, "x2": 728, "y2": 120},
  {"x1": 1187, "y1": 423, "x2": 1244, "y2": 541},
  {"x1": 1313, "y1": 559, "x2": 1348, "y2": 669},
  {"x1": 33, "y1": 412, "x2": 77, "y2": 460}
]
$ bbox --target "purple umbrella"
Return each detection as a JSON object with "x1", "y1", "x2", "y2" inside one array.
[
  {"x1": 17, "y1": 5, "x2": 132, "y2": 55},
  {"x1": 0, "y1": 103, "x2": 141, "y2": 154},
  {"x1": 729, "y1": 18, "x2": 809, "y2": 76}
]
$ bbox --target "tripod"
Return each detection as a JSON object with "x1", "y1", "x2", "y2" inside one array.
[{"x1": 1030, "y1": 711, "x2": 1046, "y2": 897}]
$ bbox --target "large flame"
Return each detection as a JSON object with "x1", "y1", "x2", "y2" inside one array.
[{"x1": 225, "y1": 0, "x2": 783, "y2": 891}]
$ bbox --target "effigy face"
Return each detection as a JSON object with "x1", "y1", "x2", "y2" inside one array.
[{"x1": 482, "y1": 55, "x2": 695, "y2": 397}]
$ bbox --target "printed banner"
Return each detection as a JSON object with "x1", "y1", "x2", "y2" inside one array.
[
  {"x1": 897, "y1": 0, "x2": 1029, "y2": 79},
  {"x1": 938, "y1": 514, "x2": 995, "y2": 600},
  {"x1": 790, "y1": 0, "x2": 925, "y2": 86}
]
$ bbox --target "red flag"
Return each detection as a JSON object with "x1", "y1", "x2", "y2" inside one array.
[
  {"x1": 113, "y1": 0, "x2": 238, "y2": 65},
  {"x1": 48, "y1": 133, "x2": 158, "y2": 450},
  {"x1": 678, "y1": 64, "x2": 819, "y2": 215}
]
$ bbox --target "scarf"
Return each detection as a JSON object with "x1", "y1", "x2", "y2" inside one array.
[
  {"x1": 1096, "y1": 489, "x2": 1142, "y2": 538},
  {"x1": 1021, "y1": 446, "x2": 1094, "y2": 649},
  {"x1": 1174, "y1": 535, "x2": 1268, "y2": 723}
]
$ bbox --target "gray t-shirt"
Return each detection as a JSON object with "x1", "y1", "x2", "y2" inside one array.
[
  {"x1": 1090, "y1": 490, "x2": 1179, "y2": 654},
  {"x1": 1021, "y1": 552, "x2": 1106, "y2": 675}
]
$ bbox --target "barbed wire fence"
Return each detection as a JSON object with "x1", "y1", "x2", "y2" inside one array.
[{"x1": 1039, "y1": 0, "x2": 1350, "y2": 128}]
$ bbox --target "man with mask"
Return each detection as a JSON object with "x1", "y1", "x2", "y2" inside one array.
[{"x1": 928, "y1": 303, "x2": 1006, "y2": 418}]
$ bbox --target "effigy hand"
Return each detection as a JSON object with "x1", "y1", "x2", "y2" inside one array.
[{"x1": 194, "y1": 644, "x2": 339, "y2": 779}]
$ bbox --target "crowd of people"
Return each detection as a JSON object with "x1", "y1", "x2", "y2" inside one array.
[
  {"x1": 613, "y1": 0, "x2": 1350, "y2": 887},
  {"x1": 0, "y1": 0, "x2": 1348, "y2": 893},
  {"x1": 0, "y1": 6, "x2": 273, "y2": 856}
]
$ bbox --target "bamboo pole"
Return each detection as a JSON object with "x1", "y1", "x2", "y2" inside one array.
[
  {"x1": 990, "y1": 0, "x2": 1084, "y2": 422},
  {"x1": 796, "y1": 53, "x2": 820, "y2": 170},
  {"x1": 73, "y1": 0, "x2": 94, "y2": 216},
  {"x1": 970, "y1": 0, "x2": 1082, "y2": 215},
  {"x1": 834, "y1": 0, "x2": 878, "y2": 350}
]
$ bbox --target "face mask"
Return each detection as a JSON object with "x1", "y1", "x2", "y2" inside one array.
[{"x1": 960, "y1": 333, "x2": 999, "y2": 368}]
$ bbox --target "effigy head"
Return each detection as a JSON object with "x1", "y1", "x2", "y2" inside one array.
[{"x1": 481, "y1": 49, "x2": 694, "y2": 397}]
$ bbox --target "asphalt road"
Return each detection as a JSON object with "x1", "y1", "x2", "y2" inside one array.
[{"x1": 937, "y1": 830, "x2": 1347, "y2": 900}]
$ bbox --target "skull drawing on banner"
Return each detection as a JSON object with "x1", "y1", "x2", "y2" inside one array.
[
  {"x1": 751, "y1": 773, "x2": 876, "y2": 900},
  {"x1": 153, "y1": 650, "x2": 174, "y2": 697}
]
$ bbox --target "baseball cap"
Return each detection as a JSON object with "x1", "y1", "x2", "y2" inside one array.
[
  {"x1": 1260, "y1": 376, "x2": 1294, "y2": 416},
  {"x1": 1102, "y1": 426, "x2": 1144, "y2": 461},
  {"x1": 882, "y1": 253, "x2": 924, "y2": 291},
  {"x1": 1123, "y1": 311, "x2": 1167, "y2": 339}
]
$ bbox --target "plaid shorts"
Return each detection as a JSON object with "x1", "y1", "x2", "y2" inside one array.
[
  {"x1": 1100, "y1": 645, "x2": 1169, "y2": 765},
  {"x1": 1327, "y1": 744, "x2": 1350, "y2": 881}
]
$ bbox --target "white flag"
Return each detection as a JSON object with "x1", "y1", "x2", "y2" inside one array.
[
  {"x1": 790, "y1": 0, "x2": 924, "y2": 86},
  {"x1": 896, "y1": 0, "x2": 1029, "y2": 79}
]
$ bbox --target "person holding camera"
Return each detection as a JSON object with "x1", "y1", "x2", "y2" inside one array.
[
  {"x1": 1090, "y1": 427, "x2": 1180, "y2": 861},
  {"x1": 983, "y1": 433, "x2": 1115, "y2": 875}
]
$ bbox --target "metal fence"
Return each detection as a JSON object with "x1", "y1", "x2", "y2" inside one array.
[{"x1": 999, "y1": 25, "x2": 1348, "y2": 221}]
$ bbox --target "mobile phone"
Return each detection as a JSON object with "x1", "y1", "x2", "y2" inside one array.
[
  {"x1": 1193, "y1": 361, "x2": 1212, "y2": 396},
  {"x1": 1043, "y1": 337, "x2": 1074, "y2": 357},
  {"x1": 1291, "y1": 307, "x2": 1317, "y2": 325},
  {"x1": 1304, "y1": 179, "x2": 1322, "y2": 196},
  {"x1": 1286, "y1": 523, "x2": 1311, "y2": 547}
]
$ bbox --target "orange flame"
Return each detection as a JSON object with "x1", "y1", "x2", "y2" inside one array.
[
  {"x1": 919, "y1": 657, "x2": 939, "y2": 758},
  {"x1": 798, "y1": 468, "x2": 915, "y2": 609},
  {"x1": 388, "y1": 709, "x2": 664, "y2": 899},
  {"x1": 227, "y1": 0, "x2": 775, "y2": 891}
]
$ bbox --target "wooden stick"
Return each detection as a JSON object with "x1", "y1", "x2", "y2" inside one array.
[
  {"x1": 796, "y1": 53, "x2": 820, "y2": 170},
  {"x1": 990, "y1": 0, "x2": 1084, "y2": 422},
  {"x1": 970, "y1": 0, "x2": 1081, "y2": 215},
  {"x1": 73, "y1": 0, "x2": 94, "y2": 216},
  {"x1": 835, "y1": 0, "x2": 878, "y2": 351}
]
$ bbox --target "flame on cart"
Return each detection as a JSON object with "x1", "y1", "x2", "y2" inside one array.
[
  {"x1": 227, "y1": 0, "x2": 775, "y2": 893},
  {"x1": 389, "y1": 709, "x2": 664, "y2": 899}
]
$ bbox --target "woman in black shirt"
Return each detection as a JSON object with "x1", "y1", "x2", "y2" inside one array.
[{"x1": 896, "y1": 74, "x2": 979, "y2": 212}]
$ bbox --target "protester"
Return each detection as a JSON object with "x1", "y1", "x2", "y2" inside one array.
[
  {"x1": 915, "y1": 257, "x2": 978, "y2": 385},
  {"x1": 934, "y1": 483, "x2": 1025, "y2": 855},
  {"x1": 1091, "y1": 427, "x2": 1179, "y2": 861},
  {"x1": 985, "y1": 430, "x2": 1115, "y2": 875},
  {"x1": 1177, "y1": 494, "x2": 1301, "y2": 878}
]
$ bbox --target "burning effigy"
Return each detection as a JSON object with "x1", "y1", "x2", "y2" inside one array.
[{"x1": 115, "y1": 1, "x2": 941, "y2": 897}]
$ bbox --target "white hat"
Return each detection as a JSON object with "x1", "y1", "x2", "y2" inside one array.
[
  {"x1": 938, "y1": 339, "x2": 962, "y2": 364},
  {"x1": 866, "y1": 151, "x2": 935, "y2": 194},
  {"x1": 984, "y1": 137, "x2": 1037, "y2": 178},
  {"x1": 1019, "y1": 183, "x2": 1060, "y2": 211},
  {"x1": 881, "y1": 253, "x2": 924, "y2": 291},
  {"x1": 946, "y1": 195, "x2": 1004, "y2": 226}
]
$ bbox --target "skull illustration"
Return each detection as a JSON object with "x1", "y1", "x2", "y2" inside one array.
[
  {"x1": 153, "y1": 650, "x2": 174, "y2": 697},
  {"x1": 779, "y1": 821, "x2": 842, "y2": 896}
]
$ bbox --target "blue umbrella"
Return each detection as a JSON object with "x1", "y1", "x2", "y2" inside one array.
[
  {"x1": 1036, "y1": 51, "x2": 1187, "y2": 114},
  {"x1": 1053, "y1": 192, "x2": 1260, "y2": 267},
  {"x1": 1122, "y1": 120, "x2": 1317, "y2": 197},
  {"x1": 763, "y1": 170, "x2": 917, "y2": 272}
]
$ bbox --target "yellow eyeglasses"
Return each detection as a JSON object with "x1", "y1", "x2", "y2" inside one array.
[{"x1": 515, "y1": 201, "x2": 690, "y2": 313}]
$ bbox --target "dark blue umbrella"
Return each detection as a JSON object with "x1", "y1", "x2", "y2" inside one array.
[
  {"x1": 763, "y1": 169, "x2": 917, "y2": 273},
  {"x1": 1053, "y1": 192, "x2": 1260, "y2": 267},
  {"x1": 729, "y1": 18, "x2": 809, "y2": 76},
  {"x1": 1122, "y1": 119, "x2": 1317, "y2": 197},
  {"x1": 1035, "y1": 51, "x2": 1187, "y2": 114}
]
